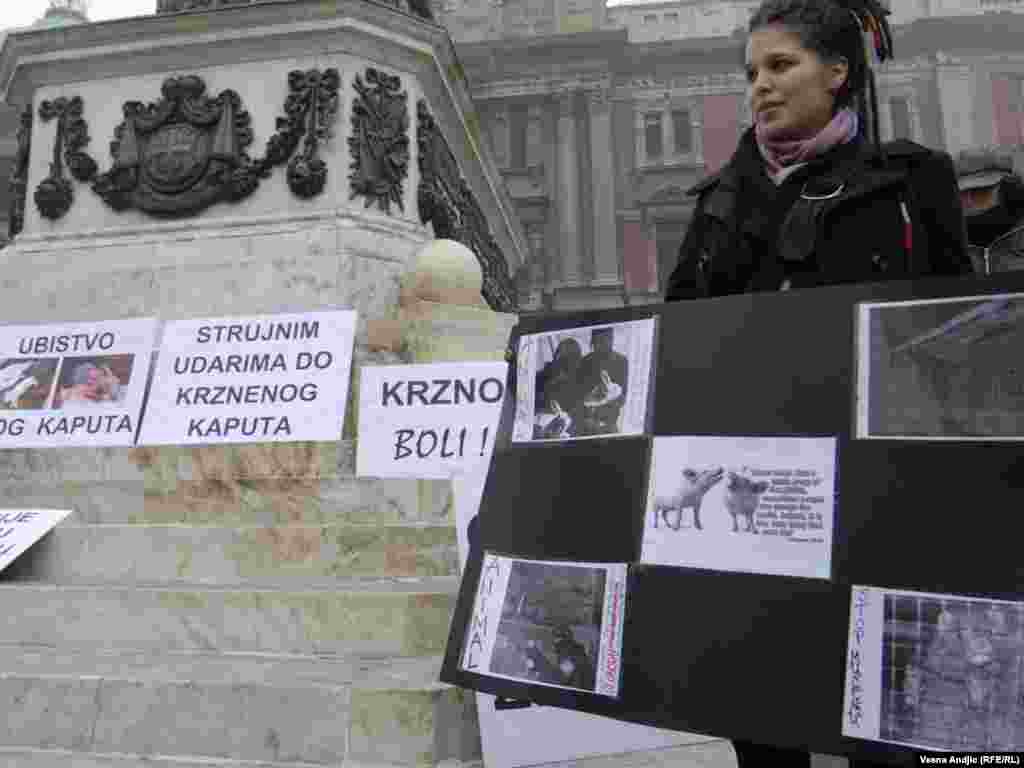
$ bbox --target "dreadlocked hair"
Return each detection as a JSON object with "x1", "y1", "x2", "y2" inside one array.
[{"x1": 748, "y1": 0, "x2": 895, "y2": 159}]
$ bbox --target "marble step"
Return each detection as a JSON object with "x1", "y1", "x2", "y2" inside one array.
[
  {"x1": 0, "y1": 649, "x2": 477, "y2": 766},
  {"x1": 0, "y1": 579, "x2": 458, "y2": 657},
  {"x1": 1, "y1": 523, "x2": 457, "y2": 585},
  {"x1": 0, "y1": 474, "x2": 453, "y2": 527}
]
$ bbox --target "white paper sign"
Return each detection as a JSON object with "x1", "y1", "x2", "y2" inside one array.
[
  {"x1": 641, "y1": 435, "x2": 837, "y2": 580},
  {"x1": 0, "y1": 508, "x2": 72, "y2": 572},
  {"x1": 138, "y1": 310, "x2": 356, "y2": 445},
  {"x1": 356, "y1": 362, "x2": 506, "y2": 479},
  {"x1": 0, "y1": 318, "x2": 156, "y2": 448},
  {"x1": 451, "y1": 469, "x2": 703, "y2": 768}
]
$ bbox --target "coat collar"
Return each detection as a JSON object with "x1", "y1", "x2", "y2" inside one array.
[{"x1": 688, "y1": 128, "x2": 926, "y2": 223}]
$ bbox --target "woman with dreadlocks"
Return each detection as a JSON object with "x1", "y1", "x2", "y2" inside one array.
[
  {"x1": 667, "y1": 0, "x2": 970, "y2": 765},
  {"x1": 667, "y1": 0, "x2": 970, "y2": 304}
]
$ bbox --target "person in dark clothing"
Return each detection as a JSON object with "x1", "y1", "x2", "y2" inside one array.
[
  {"x1": 534, "y1": 337, "x2": 584, "y2": 439},
  {"x1": 954, "y1": 147, "x2": 1024, "y2": 274},
  {"x1": 667, "y1": 0, "x2": 970, "y2": 306},
  {"x1": 665, "y1": 0, "x2": 971, "y2": 765},
  {"x1": 573, "y1": 328, "x2": 629, "y2": 436}
]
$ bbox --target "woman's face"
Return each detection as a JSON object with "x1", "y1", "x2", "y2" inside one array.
[{"x1": 745, "y1": 24, "x2": 848, "y2": 140}]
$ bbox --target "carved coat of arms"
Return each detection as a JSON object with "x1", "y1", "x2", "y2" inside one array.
[{"x1": 92, "y1": 76, "x2": 255, "y2": 216}]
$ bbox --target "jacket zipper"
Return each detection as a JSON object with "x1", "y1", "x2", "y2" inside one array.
[{"x1": 971, "y1": 222, "x2": 1024, "y2": 275}]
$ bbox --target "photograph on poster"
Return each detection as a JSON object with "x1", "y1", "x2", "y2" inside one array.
[
  {"x1": 512, "y1": 318, "x2": 656, "y2": 442},
  {"x1": 844, "y1": 586, "x2": 1024, "y2": 752},
  {"x1": 0, "y1": 358, "x2": 59, "y2": 410},
  {"x1": 52, "y1": 355, "x2": 133, "y2": 409},
  {"x1": 450, "y1": 471, "x2": 708, "y2": 768},
  {"x1": 641, "y1": 436, "x2": 836, "y2": 580},
  {"x1": 856, "y1": 292, "x2": 1024, "y2": 440},
  {"x1": 0, "y1": 319, "x2": 156, "y2": 448},
  {"x1": 461, "y1": 553, "x2": 626, "y2": 698}
]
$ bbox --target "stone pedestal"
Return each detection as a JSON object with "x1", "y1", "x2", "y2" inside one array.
[{"x1": 0, "y1": 2, "x2": 524, "y2": 766}]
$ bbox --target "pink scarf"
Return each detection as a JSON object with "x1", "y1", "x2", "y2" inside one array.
[{"x1": 756, "y1": 108, "x2": 859, "y2": 181}]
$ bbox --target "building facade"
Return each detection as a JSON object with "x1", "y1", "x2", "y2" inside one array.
[
  {"x1": 6, "y1": 1, "x2": 1024, "y2": 308},
  {"x1": 436, "y1": 0, "x2": 1024, "y2": 312}
]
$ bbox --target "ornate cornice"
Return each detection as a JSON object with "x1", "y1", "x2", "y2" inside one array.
[{"x1": 471, "y1": 74, "x2": 611, "y2": 100}]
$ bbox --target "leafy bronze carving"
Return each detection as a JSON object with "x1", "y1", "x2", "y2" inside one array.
[
  {"x1": 348, "y1": 68, "x2": 409, "y2": 215},
  {"x1": 416, "y1": 99, "x2": 517, "y2": 312},
  {"x1": 8, "y1": 105, "x2": 32, "y2": 238},
  {"x1": 276, "y1": 68, "x2": 340, "y2": 199},
  {"x1": 34, "y1": 96, "x2": 98, "y2": 221}
]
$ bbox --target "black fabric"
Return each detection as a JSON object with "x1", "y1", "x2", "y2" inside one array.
[
  {"x1": 661, "y1": 127, "x2": 971, "y2": 767},
  {"x1": 438, "y1": 271, "x2": 1024, "y2": 766},
  {"x1": 733, "y1": 740, "x2": 811, "y2": 768},
  {"x1": 966, "y1": 201, "x2": 1020, "y2": 247},
  {"x1": 665, "y1": 127, "x2": 972, "y2": 302}
]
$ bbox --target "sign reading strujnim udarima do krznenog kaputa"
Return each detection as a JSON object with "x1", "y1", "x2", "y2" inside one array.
[{"x1": 138, "y1": 310, "x2": 356, "y2": 445}]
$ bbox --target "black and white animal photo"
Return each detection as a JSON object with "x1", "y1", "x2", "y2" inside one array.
[
  {"x1": 516, "y1": 318, "x2": 656, "y2": 444},
  {"x1": 879, "y1": 593, "x2": 1024, "y2": 751},
  {"x1": 723, "y1": 471, "x2": 770, "y2": 533},
  {"x1": 652, "y1": 466, "x2": 724, "y2": 531},
  {"x1": 532, "y1": 327, "x2": 628, "y2": 439},
  {"x1": 488, "y1": 560, "x2": 606, "y2": 692}
]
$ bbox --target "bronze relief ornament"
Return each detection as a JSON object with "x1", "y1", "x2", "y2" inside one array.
[
  {"x1": 34, "y1": 96, "x2": 98, "y2": 221},
  {"x1": 91, "y1": 76, "x2": 256, "y2": 217},
  {"x1": 91, "y1": 70, "x2": 341, "y2": 217}
]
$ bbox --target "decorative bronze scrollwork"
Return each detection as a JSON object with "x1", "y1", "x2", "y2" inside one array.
[
  {"x1": 275, "y1": 68, "x2": 340, "y2": 199},
  {"x1": 34, "y1": 96, "x2": 98, "y2": 221},
  {"x1": 415, "y1": 99, "x2": 517, "y2": 312},
  {"x1": 227, "y1": 67, "x2": 340, "y2": 200},
  {"x1": 8, "y1": 105, "x2": 32, "y2": 238},
  {"x1": 348, "y1": 68, "x2": 409, "y2": 215}
]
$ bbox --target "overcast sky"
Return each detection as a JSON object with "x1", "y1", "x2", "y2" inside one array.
[
  {"x1": 4, "y1": 0, "x2": 654, "y2": 32},
  {"x1": 5, "y1": 1, "x2": 156, "y2": 30}
]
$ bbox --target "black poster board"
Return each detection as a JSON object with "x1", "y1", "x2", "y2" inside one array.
[{"x1": 441, "y1": 273, "x2": 1024, "y2": 764}]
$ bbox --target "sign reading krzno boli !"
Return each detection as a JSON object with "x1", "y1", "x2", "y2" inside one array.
[
  {"x1": 139, "y1": 310, "x2": 356, "y2": 445},
  {"x1": 0, "y1": 318, "x2": 156, "y2": 448}
]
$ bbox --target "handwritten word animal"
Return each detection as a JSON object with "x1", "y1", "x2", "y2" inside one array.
[
  {"x1": 653, "y1": 467, "x2": 724, "y2": 531},
  {"x1": 723, "y1": 472, "x2": 770, "y2": 533}
]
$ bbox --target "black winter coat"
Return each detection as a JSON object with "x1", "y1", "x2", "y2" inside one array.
[{"x1": 665, "y1": 129, "x2": 972, "y2": 301}]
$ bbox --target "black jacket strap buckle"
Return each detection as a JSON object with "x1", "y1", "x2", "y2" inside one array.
[{"x1": 800, "y1": 180, "x2": 845, "y2": 201}]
